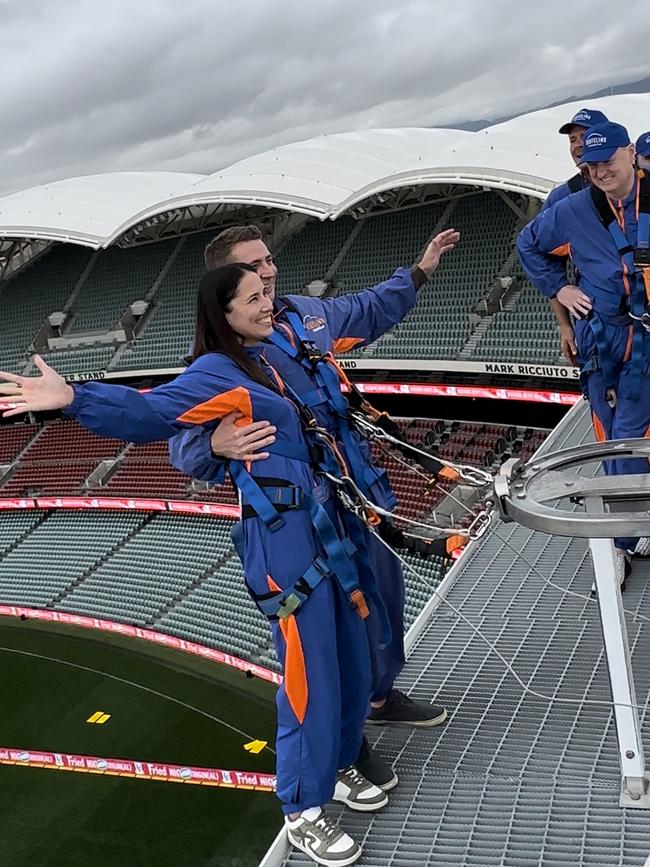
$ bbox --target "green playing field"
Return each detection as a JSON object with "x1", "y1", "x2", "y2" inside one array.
[{"x1": 0, "y1": 616, "x2": 281, "y2": 867}]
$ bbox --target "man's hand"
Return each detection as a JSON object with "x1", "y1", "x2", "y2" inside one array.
[
  {"x1": 559, "y1": 325, "x2": 577, "y2": 365},
  {"x1": 556, "y1": 284, "x2": 592, "y2": 318},
  {"x1": 0, "y1": 355, "x2": 74, "y2": 417},
  {"x1": 210, "y1": 411, "x2": 276, "y2": 462},
  {"x1": 417, "y1": 228, "x2": 460, "y2": 279}
]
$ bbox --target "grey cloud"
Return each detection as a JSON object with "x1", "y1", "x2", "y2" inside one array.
[{"x1": 1, "y1": 0, "x2": 649, "y2": 196}]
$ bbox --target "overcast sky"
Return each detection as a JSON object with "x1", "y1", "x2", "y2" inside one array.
[{"x1": 2, "y1": 0, "x2": 650, "y2": 197}]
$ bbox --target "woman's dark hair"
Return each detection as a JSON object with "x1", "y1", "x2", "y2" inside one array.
[{"x1": 191, "y1": 263, "x2": 276, "y2": 391}]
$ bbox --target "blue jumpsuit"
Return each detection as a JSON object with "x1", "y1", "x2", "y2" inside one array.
[
  {"x1": 62, "y1": 352, "x2": 372, "y2": 814},
  {"x1": 170, "y1": 269, "x2": 418, "y2": 700},
  {"x1": 541, "y1": 173, "x2": 589, "y2": 210},
  {"x1": 518, "y1": 178, "x2": 650, "y2": 551}
]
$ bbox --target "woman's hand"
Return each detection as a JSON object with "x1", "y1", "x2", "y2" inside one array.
[{"x1": 0, "y1": 355, "x2": 75, "y2": 417}]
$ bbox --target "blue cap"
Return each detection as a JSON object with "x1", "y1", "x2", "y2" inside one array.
[
  {"x1": 636, "y1": 131, "x2": 650, "y2": 158},
  {"x1": 558, "y1": 108, "x2": 609, "y2": 135},
  {"x1": 580, "y1": 122, "x2": 631, "y2": 163}
]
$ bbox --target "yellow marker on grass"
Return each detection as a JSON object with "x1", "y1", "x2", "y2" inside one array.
[
  {"x1": 87, "y1": 711, "x2": 111, "y2": 725},
  {"x1": 243, "y1": 739, "x2": 268, "y2": 754}
]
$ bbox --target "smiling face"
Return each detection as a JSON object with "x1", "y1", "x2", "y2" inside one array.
[
  {"x1": 587, "y1": 145, "x2": 636, "y2": 200},
  {"x1": 224, "y1": 270, "x2": 274, "y2": 346},
  {"x1": 568, "y1": 126, "x2": 587, "y2": 164},
  {"x1": 228, "y1": 239, "x2": 278, "y2": 302}
]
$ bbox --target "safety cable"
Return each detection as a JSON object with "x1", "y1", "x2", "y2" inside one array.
[{"x1": 371, "y1": 529, "x2": 650, "y2": 715}]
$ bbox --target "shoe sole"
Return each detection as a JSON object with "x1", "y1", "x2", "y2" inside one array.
[
  {"x1": 331, "y1": 790, "x2": 389, "y2": 812},
  {"x1": 366, "y1": 708, "x2": 448, "y2": 728},
  {"x1": 287, "y1": 831, "x2": 361, "y2": 866},
  {"x1": 379, "y1": 771, "x2": 399, "y2": 792}
]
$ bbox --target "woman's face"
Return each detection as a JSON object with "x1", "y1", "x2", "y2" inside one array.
[{"x1": 225, "y1": 271, "x2": 274, "y2": 346}]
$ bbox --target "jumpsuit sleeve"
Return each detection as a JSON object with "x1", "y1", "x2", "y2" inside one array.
[
  {"x1": 292, "y1": 266, "x2": 417, "y2": 353},
  {"x1": 65, "y1": 360, "x2": 253, "y2": 444},
  {"x1": 517, "y1": 202, "x2": 573, "y2": 299},
  {"x1": 540, "y1": 183, "x2": 568, "y2": 212},
  {"x1": 168, "y1": 427, "x2": 227, "y2": 483}
]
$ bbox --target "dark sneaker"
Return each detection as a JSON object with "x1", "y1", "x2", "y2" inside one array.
[
  {"x1": 356, "y1": 736, "x2": 398, "y2": 791},
  {"x1": 286, "y1": 807, "x2": 361, "y2": 866},
  {"x1": 591, "y1": 550, "x2": 631, "y2": 596},
  {"x1": 367, "y1": 689, "x2": 448, "y2": 728},
  {"x1": 628, "y1": 538, "x2": 650, "y2": 558},
  {"x1": 333, "y1": 765, "x2": 388, "y2": 812}
]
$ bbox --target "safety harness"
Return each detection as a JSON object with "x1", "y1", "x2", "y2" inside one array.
[
  {"x1": 584, "y1": 170, "x2": 650, "y2": 404},
  {"x1": 567, "y1": 172, "x2": 586, "y2": 194},
  {"x1": 229, "y1": 445, "x2": 371, "y2": 624},
  {"x1": 230, "y1": 299, "x2": 492, "y2": 626},
  {"x1": 266, "y1": 302, "x2": 491, "y2": 546}
]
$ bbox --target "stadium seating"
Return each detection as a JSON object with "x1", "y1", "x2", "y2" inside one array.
[
  {"x1": 68, "y1": 240, "x2": 175, "y2": 334},
  {"x1": 0, "y1": 510, "x2": 146, "y2": 606},
  {"x1": 472, "y1": 276, "x2": 562, "y2": 363},
  {"x1": 274, "y1": 216, "x2": 358, "y2": 295},
  {"x1": 0, "y1": 411, "x2": 549, "y2": 670},
  {"x1": 113, "y1": 231, "x2": 211, "y2": 371},
  {"x1": 0, "y1": 192, "x2": 565, "y2": 373},
  {"x1": 339, "y1": 193, "x2": 518, "y2": 359},
  {"x1": 0, "y1": 419, "x2": 125, "y2": 497},
  {"x1": 0, "y1": 244, "x2": 93, "y2": 373},
  {"x1": 0, "y1": 423, "x2": 38, "y2": 463}
]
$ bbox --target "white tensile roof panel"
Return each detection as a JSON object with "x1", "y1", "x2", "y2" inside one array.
[
  {"x1": 1, "y1": 93, "x2": 648, "y2": 247},
  {"x1": 0, "y1": 172, "x2": 203, "y2": 247}
]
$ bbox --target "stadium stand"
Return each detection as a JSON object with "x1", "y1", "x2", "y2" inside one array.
[
  {"x1": 0, "y1": 192, "x2": 561, "y2": 374},
  {"x1": 0, "y1": 510, "x2": 147, "y2": 607},
  {"x1": 274, "y1": 215, "x2": 359, "y2": 295},
  {"x1": 0, "y1": 419, "x2": 125, "y2": 497},
  {"x1": 113, "y1": 232, "x2": 207, "y2": 371},
  {"x1": 0, "y1": 422, "x2": 38, "y2": 463},
  {"x1": 67, "y1": 239, "x2": 176, "y2": 334},
  {"x1": 472, "y1": 275, "x2": 563, "y2": 363},
  {"x1": 0, "y1": 416, "x2": 546, "y2": 671},
  {"x1": 340, "y1": 192, "x2": 520, "y2": 360},
  {"x1": 0, "y1": 244, "x2": 93, "y2": 374}
]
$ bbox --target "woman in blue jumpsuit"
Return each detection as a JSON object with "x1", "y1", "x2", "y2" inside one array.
[{"x1": 0, "y1": 264, "x2": 384, "y2": 866}]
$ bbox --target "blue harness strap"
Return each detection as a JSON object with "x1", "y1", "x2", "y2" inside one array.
[
  {"x1": 589, "y1": 175, "x2": 650, "y2": 401},
  {"x1": 229, "y1": 451, "x2": 372, "y2": 622},
  {"x1": 268, "y1": 311, "x2": 390, "y2": 498}
]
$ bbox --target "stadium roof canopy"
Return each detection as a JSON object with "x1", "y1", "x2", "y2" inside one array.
[{"x1": 0, "y1": 93, "x2": 648, "y2": 252}]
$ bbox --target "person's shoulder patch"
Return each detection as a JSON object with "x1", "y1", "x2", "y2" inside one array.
[{"x1": 303, "y1": 314, "x2": 326, "y2": 333}]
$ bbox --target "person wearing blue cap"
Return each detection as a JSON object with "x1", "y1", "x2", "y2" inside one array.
[
  {"x1": 636, "y1": 132, "x2": 650, "y2": 171},
  {"x1": 518, "y1": 120, "x2": 650, "y2": 582},
  {"x1": 545, "y1": 107, "x2": 610, "y2": 209},
  {"x1": 542, "y1": 108, "x2": 609, "y2": 365}
]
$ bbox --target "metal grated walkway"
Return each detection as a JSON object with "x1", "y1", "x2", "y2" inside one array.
[{"x1": 276, "y1": 402, "x2": 650, "y2": 867}]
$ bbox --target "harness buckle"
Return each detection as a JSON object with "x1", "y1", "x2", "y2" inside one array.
[
  {"x1": 276, "y1": 593, "x2": 303, "y2": 619},
  {"x1": 633, "y1": 248, "x2": 650, "y2": 270},
  {"x1": 349, "y1": 589, "x2": 369, "y2": 619},
  {"x1": 606, "y1": 387, "x2": 617, "y2": 408}
]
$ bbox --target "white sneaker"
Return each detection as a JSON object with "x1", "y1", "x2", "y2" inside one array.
[
  {"x1": 333, "y1": 765, "x2": 389, "y2": 812},
  {"x1": 286, "y1": 807, "x2": 361, "y2": 866},
  {"x1": 628, "y1": 538, "x2": 650, "y2": 558},
  {"x1": 591, "y1": 549, "x2": 630, "y2": 596}
]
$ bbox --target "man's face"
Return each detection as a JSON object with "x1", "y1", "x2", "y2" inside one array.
[
  {"x1": 229, "y1": 239, "x2": 278, "y2": 302},
  {"x1": 568, "y1": 126, "x2": 587, "y2": 164},
  {"x1": 638, "y1": 154, "x2": 650, "y2": 171},
  {"x1": 587, "y1": 145, "x2": 636, "y2": 199}
]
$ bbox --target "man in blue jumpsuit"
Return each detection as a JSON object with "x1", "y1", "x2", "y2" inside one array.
[
  {"x1": 170, "y1": 224, "x2": 458, "y2": 785},
  {"x1": 543, "y1": 108, "x2": 609, "y2": 365},
  {"x1": 518, "y1": 121, "x2": 650, "y2": 579}
]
